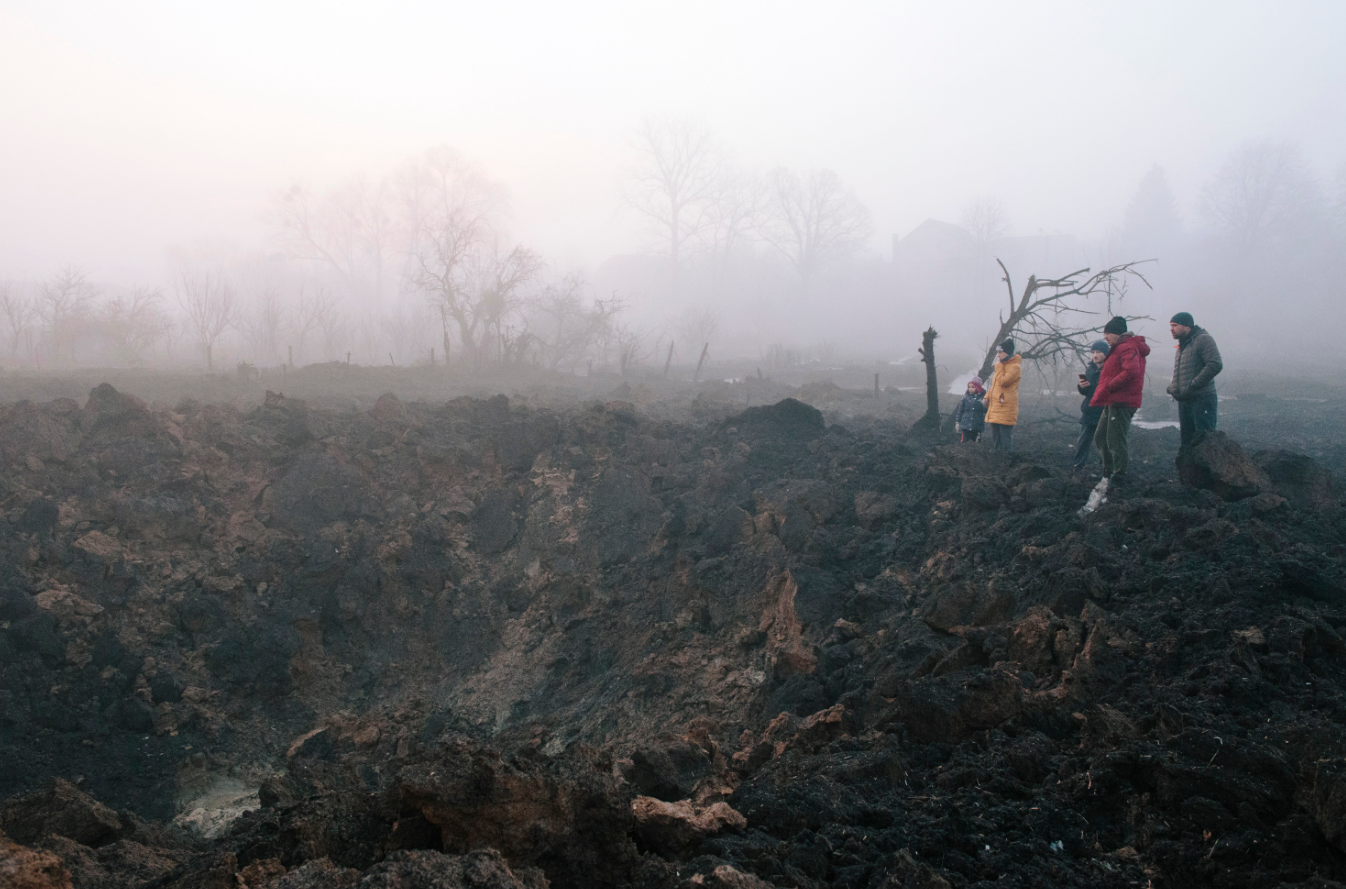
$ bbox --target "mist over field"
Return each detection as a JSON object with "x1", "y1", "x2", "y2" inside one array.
[{"x1": 1, "y1": 2, "x2": 1343, "y2": 376}]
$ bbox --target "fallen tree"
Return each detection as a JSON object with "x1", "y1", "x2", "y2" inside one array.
[{"x1": 976, "y1": 258, "x2": 1153, "y2": 382}]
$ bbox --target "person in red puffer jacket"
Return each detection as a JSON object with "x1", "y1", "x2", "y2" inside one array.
[{"x1": 1090, "y1": 316, "x2": 1150, "y2": 495}]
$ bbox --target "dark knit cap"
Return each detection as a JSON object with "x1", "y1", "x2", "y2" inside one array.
[
  {"x1": 1103, "y1": 316, "x2": 1128, "y2": 336},
  {"x1": 999, "y1": 338, "x2": 1015, "y2": 355},
  {"x1": 1170, "y1": 312, "x2": 1195, "y2": 327},
  {"x1": 1090, "y1": 340, "x2": 1110, "y2": 355}
]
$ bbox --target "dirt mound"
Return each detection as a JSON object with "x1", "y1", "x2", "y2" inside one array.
[
  {"x1": 731, "y1": 397, "x2": 825, "y2": 440},
  {"x1": 5, "y1": 386, "x2": 1346, "y2": 887},
  {"x1": 1176, "y1": 430, "x2": 1272, "y2": 500}
]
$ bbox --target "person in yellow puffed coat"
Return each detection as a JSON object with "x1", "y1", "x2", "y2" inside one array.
[{"x1": 984, "y1": 339, "x2": 1022, "y2": 452}]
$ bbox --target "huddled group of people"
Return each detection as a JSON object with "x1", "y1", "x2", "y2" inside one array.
[{"x1": 951, "y1": 312, "x2": 1223, "y2": 496}]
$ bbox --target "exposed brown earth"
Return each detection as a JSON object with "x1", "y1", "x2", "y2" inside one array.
[{"x1": 3, "y1": 369, "x2": 1346, "y2": 887}]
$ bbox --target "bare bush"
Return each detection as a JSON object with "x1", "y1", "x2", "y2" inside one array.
[
  {"x1": 38, "y1": 266, "x2": 100, "y2": 365},
  {"x1": 175, "y1": 267, "x2": 236, "y2": 370},
  {"x1": 99, "y1": 286, "x2": 173, "y2": 365},
  {"x1": 525, "y1": 275, "x2": 621, "y2": 372}
]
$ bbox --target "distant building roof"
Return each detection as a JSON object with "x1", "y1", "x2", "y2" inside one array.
[{"x1": 892, "y1": 219, "x2": 976, "y2": 264}]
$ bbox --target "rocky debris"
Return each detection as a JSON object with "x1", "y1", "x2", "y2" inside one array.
[
  {"x1": 0, "y1": 780, "x2": 122, "y2": 848},
  {"x1": 1302, "y1": 766, "x2": 1346, "y2": 855},
  {"x1": 630, "y1": 797, "x2": 746, "y2": 854},
  {"x1": 686, "y1": 864, "x2": 777, "y2": 889},
  {"x1": 357, "y1": 849, "x2": 547, "y2": 889},
  {"x1": 4, "y1": 382, "x2": 1346, "y2": 887},
  {"x1": 369, "y1": 392, "x2": 406, "y2": 423},
  {"x1": 1176, "y1": 430, "x2": 1272, "y2": 500},
  {"x1": 265, "y1": 858, "x2": 359, "y2": 889},
  {"x1": 0, "y1": 831, "x2": 72, "y2": 889},
  {"x1": 853, "y1": 491, "x2": 897, "y2": 529},
  {"x1": 876, "y1": 850, "x2": 952, "y2": 888},
  {"x1": 396, "y1": 736, "x2": 636, "y2": 886},
  {"x1": 1255, "y1": 447, "x2": 1341, "y2": 510}
]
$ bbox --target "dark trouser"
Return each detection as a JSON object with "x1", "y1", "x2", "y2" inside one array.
[
  {"x1": 1074, "y1": 422, "x2": 1099, "y2": 469},
  {"x1": 960, "y1": 430, "x2": 980, "y2": 443},
  {"x1": 1178, "y1": 392, "x2": 1218, "y2": 448},
  {"x1": 1094, "y1": 405, "x2": 1136, "y2": 478},
  {"x1": 989, "y1": 422, "x2": 1013, "y2": 452}
]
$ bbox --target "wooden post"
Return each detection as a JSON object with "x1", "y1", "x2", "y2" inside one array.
[
  {"x1": 663, "y1": 340, "x2": 675, "y2": 378},
  {"x1": 693, "y1": 343, "x2": 709, "y2": 382},
  {"x1": 346, "y1": 351, "x2": 351, "y2": 365},
  {"x1": 288, "y1": 345, "x2": 293, "y2": 367},
  {"x1": 389, "y1": 352, "x2": 396, "y2": 367}
]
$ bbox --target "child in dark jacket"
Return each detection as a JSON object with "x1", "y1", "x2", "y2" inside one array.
[
  {"x1": 1074, "y1": 340, "x2": 1109, "y2": 470},
  {"x1": 952, "y1": 378, "x2": 987, "y2": 443}
]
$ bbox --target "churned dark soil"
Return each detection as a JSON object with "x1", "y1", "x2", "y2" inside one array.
[{"x1": 2, "y1": 366, "x2": 1346, "y2": 888}]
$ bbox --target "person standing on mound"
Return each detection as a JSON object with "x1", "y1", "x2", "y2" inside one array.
[
  {"x1": 1091, "y1": 316, "x2": 1150, "y2": 496},
  {"x1": 1166, "y1": 311, "x2": 1223, "y2": 448},
  {"x1": 1073, "y1": 340, "x2": 1109, "y2": 472},
  {"x1": 984, "y1": 339, "x2": 1022, "y2": 452}
]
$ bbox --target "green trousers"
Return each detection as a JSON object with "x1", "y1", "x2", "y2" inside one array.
[{"x1": 1093, "y1": 405, "x2": 1137, "y2": 477}]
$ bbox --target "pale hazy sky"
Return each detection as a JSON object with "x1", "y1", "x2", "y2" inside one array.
[{"x1": 2, "y1": 1, "x2": 1343, "y2": 283}]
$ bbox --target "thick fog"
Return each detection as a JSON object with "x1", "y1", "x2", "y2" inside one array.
[{"x1": 1, "y1": 1, "x2": 1343, "y2": 375}]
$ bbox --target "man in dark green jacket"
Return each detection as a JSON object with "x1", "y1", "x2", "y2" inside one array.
[{"x1": 1166, "y1": 312, "x2": 1223, "y2": 447}]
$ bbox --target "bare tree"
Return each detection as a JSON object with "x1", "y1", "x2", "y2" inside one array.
[
  {"x1": 0, "y1": 283, "x2": 34, "y2": 364},
  {"x1": 176, "y1": 267, "x2": 236, "y2": 370},
  {"x1": 290, "y1": 281, "x2": 339, "y2": 363},
  {"x1": 527, "y1": 274, "x2": 622, "y2": 372},
  {"x1": 976, "y1": 259, "x2": 1153, "y2": 382},
  {"x1": 698, "y1": 167, "x2": 765, "y2": 290},
  {"x1": 400, "y1": 148, "x2": 545, "y2": 363},
  {"x1": 37, "y1": 265, "x2": 100, "y2": 364},
  {"x1": 240, "y1": 285, "x2": 287, "y2": 364},
  {"x1": 1198, "y1": 140, "x2": 1325, "y2": 254},
  {"x1": 463, "y1": 243, "x2": 545, "y2": 361},
  {"x1": 1120, "y1": 165, "x2": 1182, "y2": 249},
  {"x1": 268, "y1": 175, "x2": 395, "y2": 303},
  {"x1": 960, "y1": 197, "x2": 1011, "y2": 247},
  {"x1": 100, "y1": 286, "x2": 172, "y2": 365},
  {"x1": 610, "y1": 323, "x2": 653, "y2": 377},
  {"x1": 621, "y1": 118, "x2": 723, "y2": 281},
  {"x1": 673, "y1": 307, "x2": 719, "y2": 356},
  {"x1": 761, "y1": 168, "x2": 872, "y2": 291},
  {"x1": 316, "y1": 299, "x2": 351, "y2": 361}
]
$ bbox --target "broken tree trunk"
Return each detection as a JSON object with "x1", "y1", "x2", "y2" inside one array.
[{"x1": 915, "y1": 327, "x2": 942, "y2": 431}]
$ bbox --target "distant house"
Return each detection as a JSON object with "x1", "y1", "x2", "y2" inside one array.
[
  {"x1": 891, "y1": 218, "x2": 976, "y2": 266},
  {"x1": 890, "y1": 219, "x2": 979, "y2": 304}
]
